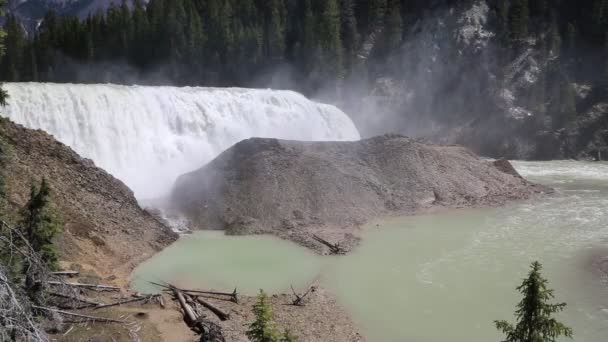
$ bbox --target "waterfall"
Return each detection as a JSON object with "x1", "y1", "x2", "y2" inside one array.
[{"x1": 1, "y1": 83, "x2": 360, "y2": 199}]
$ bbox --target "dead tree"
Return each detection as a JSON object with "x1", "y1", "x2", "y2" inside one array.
[
  {"x1": 195, "y1": 296, "x2": 230, "y2": 321},
  {"x1": 151, "y1": 281, "x2": 238, "y2": 303},
  {"x1": 93, "y1": 294, "x2": 160, "y2": 310},
  {"x1": 312, "y1": 234, "x2": 347, "y2": 255},
  {"x1": 47, "y1": 281, "x2": 120, "y2": 292},
  {"x1": 170, "y1": 286, "x2": 225, "y2": 342},
  {"x1": 290, "y1": 285, "x2": 316, "y2": 306},
  {"x1": 32, "y1": 305, "x2": 125, "y2": 323}
]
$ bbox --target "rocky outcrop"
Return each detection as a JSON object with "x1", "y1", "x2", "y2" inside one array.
[
  {"x1": 0, "y1": 118, "x2": 177, "y2": 282},
  {"x1": 172, "y1": 135, "x2": 549, "y2": 248}
]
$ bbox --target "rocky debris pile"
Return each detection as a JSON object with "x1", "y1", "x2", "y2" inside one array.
[{"x1": 172, "y1": 135, "x2": 549, "y2": 250}]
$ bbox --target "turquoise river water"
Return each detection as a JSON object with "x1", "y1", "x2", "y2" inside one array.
[{"x1": 131, "y1": 161, "x2": 608, "y2": 341}]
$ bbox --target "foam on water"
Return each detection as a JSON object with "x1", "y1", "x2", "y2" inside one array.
[{"x1": 1, "y1": 82, "x2": 360, "y2": 199}]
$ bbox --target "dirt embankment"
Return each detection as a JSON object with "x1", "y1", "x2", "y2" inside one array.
[
  {"x1": 0, "y1": 118, "x2": 177, "y2": 283},
  {"x1": 172, "y1": 135, "x2": 550, "y2": 252}
]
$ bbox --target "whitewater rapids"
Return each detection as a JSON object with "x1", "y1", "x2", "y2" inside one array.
[{"x1": 1, "y1": 83, "x2": 360, "y2": 199}]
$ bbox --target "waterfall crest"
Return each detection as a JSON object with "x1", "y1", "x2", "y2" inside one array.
[{"x1": 1, "y1": 83, "x2": 360, "y2": 198}]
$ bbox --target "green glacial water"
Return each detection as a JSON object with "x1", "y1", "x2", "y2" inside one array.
[
  {"x1": 131, "y1": 231, "x2": 323, "y2": 295},
  {"x1": 131, "y1": 161, "x2": 608, "y2": 341}
]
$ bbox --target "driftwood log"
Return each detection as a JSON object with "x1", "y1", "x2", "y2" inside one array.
[
  {"x1": 47, "y1": 291, "x2": 104, "y2": 308},
  {"x1": 170, "y1": 286, "x2": 226, "y2": 342},
  {"x1": 32, "y1": 306, "x2": 125, "y2": 324},
  {"x1": 150, "y1": 281, "x2": 238, "y2": 303},
  {"x1": 93, "y1": 295, "x2": 160, "y2": 310},
  {"x1": 195, "y1": 297, "x2": 230, "y2": 321},
  {"x1": 51, "y1": 271, "x2": 79, "y2": 277},
  {"x1": 47, "y1": 281, "x2": 120, "y2": 292},
  {"x1": 183, "y1": 288, "x2": 239, "y2": 304},
  {"x1": 290, "y1": 285, "x2": 316, "y2": 306},
  {"x1": 312, "y1": 234, "x2": 346, "y2": 255}
]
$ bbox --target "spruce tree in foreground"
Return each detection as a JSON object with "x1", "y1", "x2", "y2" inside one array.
[
  {"x1": 247, "y1": 290, "x2": 298, "y2": 342},
  {"x1": 19, "y1": 178, "x2": 62, "y2": 271},
  {"x1": 495, "y1": 261, "x2": 573, "y2": 342},
  {"x1": 0, "y1": 0, "x2": 8, "y2": 104},
  {"x1": 247, "y1": 290, "x2": 280, "y2": 342}
]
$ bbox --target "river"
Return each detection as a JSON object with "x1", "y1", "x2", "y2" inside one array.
[{"x1": 131, "y1": 160, "x2": 608, "y2": 341}]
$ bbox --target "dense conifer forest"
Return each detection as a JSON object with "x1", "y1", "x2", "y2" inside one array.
[{"x1": 1, "y1": 0, "x2": 606, "y2": 93}]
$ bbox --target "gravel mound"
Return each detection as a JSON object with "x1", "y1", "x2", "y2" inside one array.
[{"x1": 172, "y1": 135, "x2": 550, "y2": 250}]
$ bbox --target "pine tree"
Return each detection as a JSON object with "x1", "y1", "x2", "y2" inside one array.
[
  {"x1": 1, "y1": 15, "x2": 25, "y2": 82},
  {"x1": 384, "y1": 0, "x2": 403, "y2": 52},
  {"x1": 19, "y1": 178, "x2": 62, "y2": 271},
  {"x1": 0, "y1": 0, "x2": 8, "y2": 104},
  {"x1": 262, "y1": 0, "x2": 286, "y2": 62},
  {"x1": 558, "y1": 81, "x2": 577, "y2": 126},
  {"x1": 495, "y1": 261, "x2": 573, "y2": 342},
  {"x1": 340, "y1": 0, "x2": 359, "y2": 71},
  {"x1": 604, "y1": 33, "x2": 608, "y2": 82},
  {"x1": 317, "y1": 0, "x2": 344, "y2": 80},
  {"x1": 509, "y1": 0, "x2": 530, "y2": 42},
  {"x1": 247, "y1": 290, "x2": 280, "y2": 342}
]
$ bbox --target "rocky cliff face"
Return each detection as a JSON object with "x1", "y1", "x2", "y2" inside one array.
[
  {"x1": 0, "y1": 118, "x2": 177, "y2": 282},
  {"x1": 345, "y1": 0, "x2": 608, "y2": 161},
  {"x1": 172, "y1": 135, "x2": 549, "y2": 249}
]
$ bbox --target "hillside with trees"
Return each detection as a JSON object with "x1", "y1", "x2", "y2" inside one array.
[{"x1": 1, "y1": 0, "x2": 608, "y2": 159}]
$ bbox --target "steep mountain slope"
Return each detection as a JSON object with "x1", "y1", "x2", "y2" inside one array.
[
  {"x1": 0, "y1": 118, "x2": 177, "y2": 282},
  {"x1": 346, "y1": 0, "x2": 608, "y2": 160}
]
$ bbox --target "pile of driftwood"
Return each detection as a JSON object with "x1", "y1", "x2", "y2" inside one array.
[{"x1": 151, "y1": 282, "x2": 233, "y2": 342}]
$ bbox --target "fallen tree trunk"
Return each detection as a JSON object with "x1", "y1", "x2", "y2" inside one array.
[
  {"x1": 152, "y1": 281, "x2": 238, "y2": 303},
  {"x1": 51, "y1": 271, "x2": 79, "y2": 277},
  {"x1": 195, "y1": 297, "x2": 230, "y2": 321},
  {"x1": 93, "y1": 295, "x2": 160, "y2": 310},
  {"x1": 170, "y1": 287, "x2": 226, "y2": 342},
  {"x1": 48, "y1": 291, "x2": 103, "y2": 307},
  {"x1": 290, "y1": 285, "x2": 315, "y2": 306},
  {"x1": 47, "y1": 281, "x2": 120, "y2": 291},
  {"x1": 32, "y1": 305, "x2": 125, "y2": 323},
  {"x1": 174, "y1": 288, "x2": 198, "y2": 325},
  {"x1": 312, "y1": 234, "x2": 346, "y2": 255},
  {"x1": 184, "y1": 288, "x2": 239, "y2": 304}
]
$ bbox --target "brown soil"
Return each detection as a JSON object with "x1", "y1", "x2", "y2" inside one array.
[
  {"x1": 48, "y1": 280, "x2": 361, "y2": 342},
  {"x1": 0, "y1": 118, "x2": 178, "y2": 284}
]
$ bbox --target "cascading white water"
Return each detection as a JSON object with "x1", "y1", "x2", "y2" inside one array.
[{"x1": 1, "y1": 83, "x2": 360, "y2": 199}]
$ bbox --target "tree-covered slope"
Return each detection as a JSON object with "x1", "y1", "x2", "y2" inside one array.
[{"x1": 1, "y1": 0, "x2": 607, "y2": 159}]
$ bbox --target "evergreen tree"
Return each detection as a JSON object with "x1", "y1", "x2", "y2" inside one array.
[
  {"x1": 19, "y1": 178, "x2": 62, "y2": 271},
  {"x1": 317, "y1": 0, "x2": 344, "y2": 80},
  {"x1": 384, "y1": 0, "x2": 403, "y2": 52},
  {"x1": 1, "y1": 15, "x2": 25, "y2": 82},
  {"x1": 495, "y1": 261, "x2": 573, "y2": 342},
  {"x1": 340, "y1": 0, "x2": 359, "y2": 70},
  {"x1": 509, "y1": 0, "x2": 530, "y2": 42},
  {"x1": 262, "y1": 0, "x2": 286, "y2": 62},
  {"x1": 247, "y1": 290, "x2": 280, "y2": 342},
  {"x1": 369, "y1": 0, "x2": 387, "y2": 29},
  {"x1": 557, "y1": 81, "x2": 577, "y2": 127},
  {"x1": 0, "y1": 0, "x2": 8, "y2": 104},
  {"x1": 604, "y1": 33, "x2": 608, "y2": 81}
]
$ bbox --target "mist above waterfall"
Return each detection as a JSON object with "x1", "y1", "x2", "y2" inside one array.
[{"x1": 1, "y1": 82, "x2": 360, "y2": 199}]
